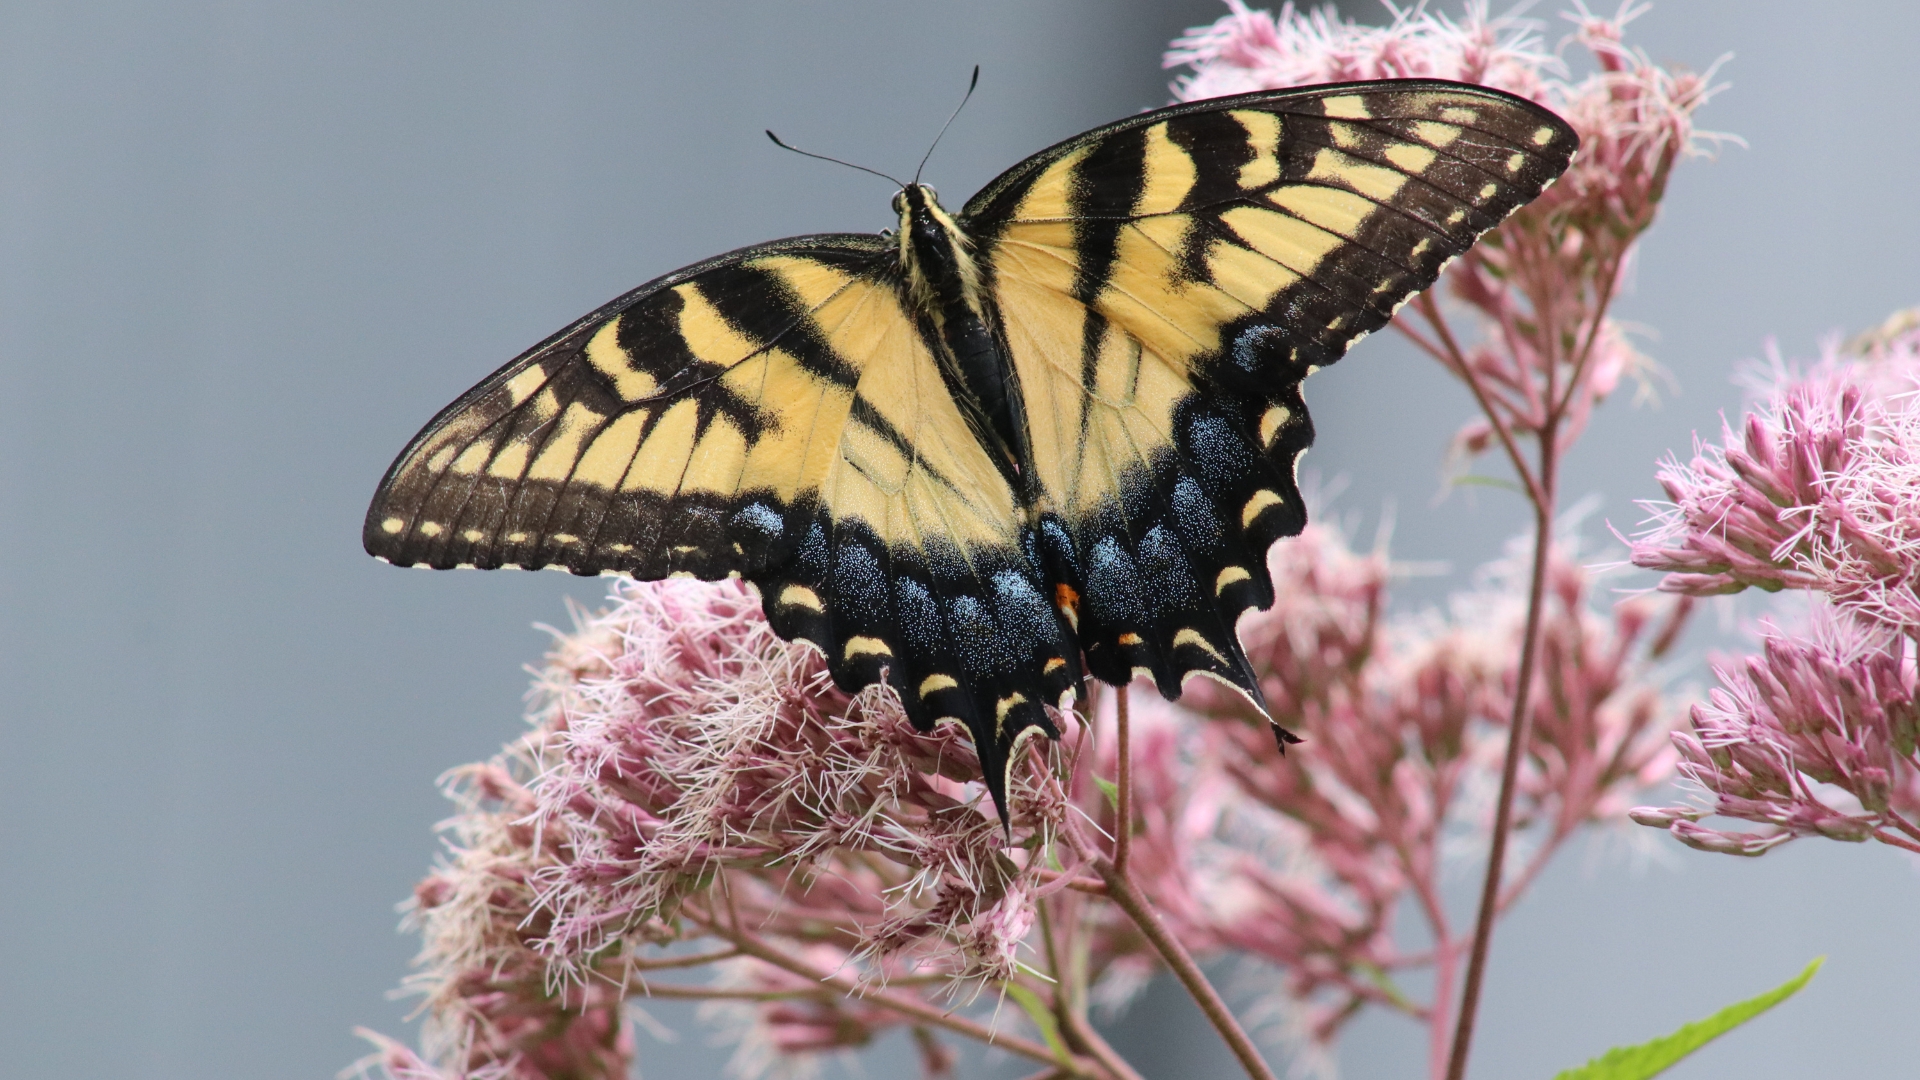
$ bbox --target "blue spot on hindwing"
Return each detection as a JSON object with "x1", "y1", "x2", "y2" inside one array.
[
  {"x1": 948, "y1": 595, "x2": 1015, "y2": 676},
  {"x1": 731, "y1": 502, "x2": 783, "y2": 537},
  {"x1": 1231, "y1": 324, "x2": 1286, "y2": 373},
  {"x1": 895, "y1": 577, "x2": 941, "y2": 654},
  {"x1": 832, "y1": 539, "x2": 886, "y2": 617},
  {"x1": 1171, "y1": 476, "x2": 1222, "y2": 551},
  {"x1": 990, "y1": 569, "x2": 1056, "y2": 653},
  {"x1": 1086, "y1": 536, "x2": 1147, "y2": 627},
  {"x1": 1138, "y1": 525, "x2": 1199, "y2": 607}
]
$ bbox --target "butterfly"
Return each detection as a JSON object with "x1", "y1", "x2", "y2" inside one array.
[{"x1": 366, "y1": 78, "x2": 1577, "y2": 825}]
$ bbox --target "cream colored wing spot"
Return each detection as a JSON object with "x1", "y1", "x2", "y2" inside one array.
[
  {"x1": 507, "y1": 531, "x2": 528, "y2": 543},
  {"x1": 1259, "y1": 405, "x2": 1292, "y2": 447},
  {"x1": 381, "y1": 517, "x2": 405, "y2": 534},
  {"x1": 1230, "y1": 109, "x2": 1282, "y2": 189},
  {"x1": 1215, "y1": 566, "x2": 1251, "y2": 594},
  {"x1": 1172, "y1": 628, "x2": 1228, "y2": 665},
  {"x1": 1413, "y1": 120, "x2": 1463, "y2": 148},
  {"x1": 1446, "y1": 209, "x2": 1466, "y2": 225},
  {"x1": 1044, "y1": 657, "x2": 1068, "y2": 675},
  {"x1": 680, "y1": 416, "x2": 751, "y2": 495},
  {"x1": 1505, "y1": 152, "x2": 1527, "y2": 173},
  {"x1": 503, "y1": 365, "x2": 547, "y2": 407},
  {"x1": 1242, "y1": 489, "x2": 1283, "y2": 527},
  {"x1": 584, "y1": 317, "x2": 658, "y2": 401},
  {"x1": 1478, "y1": 182, "x2": 1499, "y2": 200},
  {"x1": 462, "y1": 528, "x2": 484, "y2": 543},
  {"x1": 780, "y1": 585, "x2": 825, "y2": 612},
  {"x1": 1321, "y1": 95, "x2": 1371, "y2": 119},
  {"x1": 845, "y1": 635, "x2": 892, "y2": 659},
  {"x1": 527, "y1": 401, "x2": 605, "y2": 483},
  {"x1": 1439, "y1": 106, "x2": 1478, "y2": 124},
  {"x1": 569, "y1": 410, "x2": 649, "y2": 490},
  {"x1": 1307, "y1": 148, "x2": 1409, "y2": 203},
  {"x1": 1134, "y1": 123, "x2": 1198, "y2": 215},
  {"x1": 487, "y1": 440, "x2": 531, "y2": 481},
  {"x1": 1118, "y1": 632, "x2": 1145, "y2": 646},
  {"x1": 1267, "y1": 183, "x2": 1373, "y2": 239},
  {"x1": 552, "y1": 533, "x2": 579, "y2": 545},
  {"x1": 1384, "y1": 142, "x2": 1437, "y2": 174},
  {"x1": 449, "y1": 440, "x2": 493, "y2": 476},
  {"x1": 1010, "y1": 145, "x2": 1091, "y2": 221},
  {"x1": 418, "y1": 521, "x2": 444, "y2": 538},
  {"x1": 920, "y1": 673, "x2": 959, "y2": 698},
  {"x1": 995, "y1": 693, "x2": 1028, "y2": 724},
  {"x1": 607, "y1": 543, "x2": 633, "y2": 554},
  {"x1": 1533, "y1": 125, "x2": 1557, "y2": 145},
  {"x1": 620, "y1": 398, "x2": 699, "y2": 494},
  {"x1": 526, "y1": 387, "x2": 561, "y2": 425}
]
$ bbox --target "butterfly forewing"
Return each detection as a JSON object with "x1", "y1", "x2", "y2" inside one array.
[
  {"x1": 366, "y1": 233, "x2": 1076, "y2": 813},
  {"x1": 966, "y1": 81, "x2": 1576, "y2": 704}
]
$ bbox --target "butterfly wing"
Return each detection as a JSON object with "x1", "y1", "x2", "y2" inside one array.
[
  {"x1": 365, "y1": 235, "x2": 1074, "y2": 815},
  {"x1": 963, "y1": 79, "x2": 1577, "y2": 704}
]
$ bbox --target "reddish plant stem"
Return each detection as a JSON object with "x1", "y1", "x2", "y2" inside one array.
[
  {"x1": 1870, "y1": 827, "x2": 1920, "y2": 854},
  {"x1": 1438, "y1": 271, "x2": 1572, "y2": 1077},
  {"x1": 1058, "y1": 812, "x2": 1278, "y2": 1080},
  {"x1": 1060, "y1": 1004, "x2": 1149, "y2": 1080},
  {"x1": 1113, "y1": 686, "x2": 1133, "y2": 877},
  {"x1": 626, "y1": 947, "x2": 740, "y2": 971},
  {"x1": 1443, "y1": 491, "x2": 1554, "y2": 1080},
  {"x1": 1426, "y1": 938, "x2": 1458, "y2": 1080}
]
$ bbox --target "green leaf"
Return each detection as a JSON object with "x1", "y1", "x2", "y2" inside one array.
[
  {"x1": 1092, "y1": 776, "x2": 1119, "y2": 813},
  {"x1": 1003, "y1": 982, "x2": 1073, "y2": 1066},
  {"x1": 1552, "y1": 957, "x2": 1823, "y2": 1080}
]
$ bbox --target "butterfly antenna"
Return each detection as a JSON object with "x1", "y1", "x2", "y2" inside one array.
[
  {"x1": 914, "y1": 65, "x2": 980, "y2": 185},
  {"x1": 765, "y1": 130, "x2": 905, "y2": 188}
]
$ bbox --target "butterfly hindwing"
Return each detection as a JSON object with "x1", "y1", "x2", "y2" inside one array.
[{"x1": 966, "y1": 80, "x2": 1576, "y2": 704}]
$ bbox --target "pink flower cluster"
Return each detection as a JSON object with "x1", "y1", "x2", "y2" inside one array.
[
  {"x1": 1146, "y1": 526, "x2": 1684, "y2": 1068},
  {"x1": 524, "y1": 579, "x2": 1055, "y2": 989},
  {"x1": 1631, "y1": 313, "x2": 1920, "y2": 856},
  {"x1": 351, "y1": 525, "x2": 1685, "y2": 1080}
]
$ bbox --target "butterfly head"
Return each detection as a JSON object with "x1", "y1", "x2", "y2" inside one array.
[{"x1": 893, "y1": 183, "x2": 981, "y2": 316}]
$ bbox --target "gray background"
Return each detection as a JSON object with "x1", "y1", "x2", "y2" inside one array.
[{"x1": 1, "y1": 2, "x2": 1914, "y2": 1078}]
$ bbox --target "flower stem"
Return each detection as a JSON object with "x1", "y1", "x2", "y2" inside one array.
[
  {"x1": 1065, "y1": 818, "x2": 1277, "y2": 1080},
  {"x1": 1060, "y1": 1003, "x2": 1149, "y2": 1080},
  {"x1": 1113, "y1": 685, "x2": 1133, "y2": 877},
  {"x1": 1443, "y1": 475, "x2": 1556, "y2": 1080}
]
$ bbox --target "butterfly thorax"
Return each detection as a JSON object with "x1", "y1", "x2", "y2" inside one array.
[
  {"x1": 894, "y1": 184, "x2": 981, "y2": 315},
  {"x1": 894, "y1": 184, "x2": 1028, "y2": 474}
]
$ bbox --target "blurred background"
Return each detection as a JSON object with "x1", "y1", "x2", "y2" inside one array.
[{"x1": 1, "y1": 2, "x2": 1915, "y2": 1077}]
